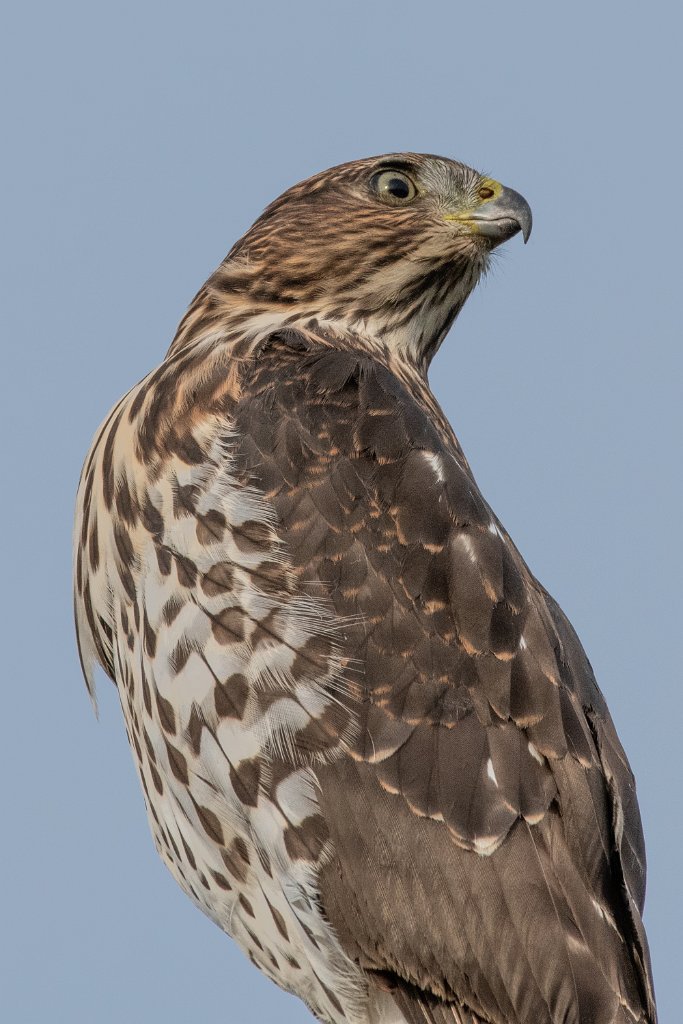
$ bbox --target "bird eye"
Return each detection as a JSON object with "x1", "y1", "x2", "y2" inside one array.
[{"x1": 371, "y1": 169, "x2": 418, "y2": 204}]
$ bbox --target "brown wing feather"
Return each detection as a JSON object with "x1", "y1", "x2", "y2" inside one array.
[{"x1": 233, "y1": 330, "x2": 655, "y2": 1024}]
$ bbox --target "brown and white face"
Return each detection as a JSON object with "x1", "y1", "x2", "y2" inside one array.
[{"x1": 225, "y1": 153, "x2": 532, "y2": 366}]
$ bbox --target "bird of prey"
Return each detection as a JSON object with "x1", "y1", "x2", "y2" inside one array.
[{"x1": 74, "y1": 154, "x2": 657, "y2": 1024}]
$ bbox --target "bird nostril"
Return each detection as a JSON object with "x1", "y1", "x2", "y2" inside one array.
[{"x1": 478, "y1": 186, "x2": 495, "y2": 200}]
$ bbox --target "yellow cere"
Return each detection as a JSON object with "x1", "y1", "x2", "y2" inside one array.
[
  {"x1": 476, "y1": 177, "x2": 503, "y2": 204},
  {"x1": 443, "y1": 177, "x2": 503, "y2": 224}
]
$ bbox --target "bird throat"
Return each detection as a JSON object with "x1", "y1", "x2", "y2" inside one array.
[{"x1": 168, "y1": 249, "x2": 486, "y2": 373}]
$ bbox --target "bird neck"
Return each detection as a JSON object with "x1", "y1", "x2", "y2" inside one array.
[{"x1": 166, "y1": 253, "x2": 484, "y2": 374}]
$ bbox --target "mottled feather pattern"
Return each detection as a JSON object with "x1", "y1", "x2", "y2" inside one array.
[
  {"x1": 74, "y1": 154, "x2": 656, "y2": 1024},
  {"x1": 235, "y1": 340, "x2": 564, "y2": 851},
  {"x1": 75, "y1": 376, "x2": 367, "y2": 1022},
  {"x1": 234, "y1": 334, "x2": 654, "y2": 1023}
]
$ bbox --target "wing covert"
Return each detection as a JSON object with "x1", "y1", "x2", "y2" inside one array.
[{"x1": 231, "y1": 330, "x2": 655, "y2": 1024}]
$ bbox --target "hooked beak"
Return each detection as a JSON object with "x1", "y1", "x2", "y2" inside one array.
[{"x1": 446, "y1": 184, "x2": 533, "y2": 246}]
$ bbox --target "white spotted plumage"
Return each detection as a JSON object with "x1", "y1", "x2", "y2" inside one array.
[{"x1": 75, "y1": 384, "x2": 366, "y2": 1023}]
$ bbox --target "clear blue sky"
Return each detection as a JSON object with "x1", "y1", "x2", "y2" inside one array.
[{"x1": 2, "y1": 2, "x2": 680, "y2": 1021}]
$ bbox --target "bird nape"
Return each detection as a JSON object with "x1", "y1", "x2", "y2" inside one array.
[{"x1": 74, "y1": 154, "x2": 656, "y2": 1024}]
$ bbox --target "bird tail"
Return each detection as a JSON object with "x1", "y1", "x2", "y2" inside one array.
[
  {"x1": 391, "y1": 988, "x2": 482, "y2": 1024},
  {"x1": 368, "y1": 978, "x2": 483, "y2": 1024}
]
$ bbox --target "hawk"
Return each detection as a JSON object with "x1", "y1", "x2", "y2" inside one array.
[{"x1": 74, "y1": 154, "x2": 657, "y2": 1024}]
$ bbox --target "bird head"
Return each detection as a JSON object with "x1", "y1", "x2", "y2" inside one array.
[{"x1": 193, "y1": 154, "x2": 531, "y2": 369}]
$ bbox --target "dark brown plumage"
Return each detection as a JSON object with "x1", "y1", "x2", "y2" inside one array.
[
  {"x1": 234, "y1": 335, "x2": 655, "y2": 1024},
  {"x1": 75, "y1": 154, "x2": 656, "y2": 1024}
]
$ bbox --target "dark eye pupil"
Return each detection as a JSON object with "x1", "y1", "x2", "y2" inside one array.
[
  {"x1": 371, "y1": 169, "x2": 416, "y2": 202},
  {"x1": 387, "y1": 176, "x2": 410, "y2": 198}
]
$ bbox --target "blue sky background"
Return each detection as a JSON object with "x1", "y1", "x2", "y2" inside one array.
[{"x1": 2, "y1": 2, "x2": 680, "y2": 1021}]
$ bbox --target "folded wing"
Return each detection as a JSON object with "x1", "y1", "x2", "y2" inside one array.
[{"x1": 233, "y1": 331, "x2": 656, "y2": 1024}]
